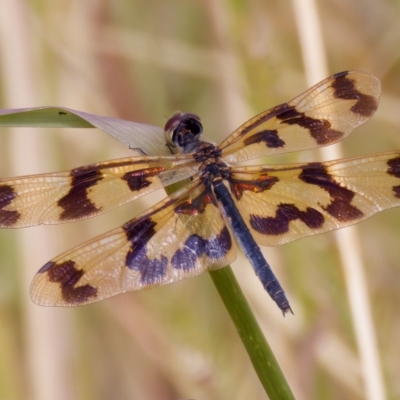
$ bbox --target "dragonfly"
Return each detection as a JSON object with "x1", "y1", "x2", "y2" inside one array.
[{"x1": 1, "y1": 70, "x2": 397, "y2": 315}]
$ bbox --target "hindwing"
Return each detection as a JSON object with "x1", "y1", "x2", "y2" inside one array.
[
  {"x1": 229, "y1": 152, "x2": 400, "y2": 245},
  {"x1": 30, "y1": 178, "x2": 236, "y2": 306}
]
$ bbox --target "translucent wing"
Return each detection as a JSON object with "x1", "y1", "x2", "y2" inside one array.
[
  {"x1": 220, "y1": 71, "x2": 381, "y2": 163},
  {"x1": 0, "y1": 154, "x2": 196, "y2": 227},
  {"x1": 30, "y1": 178, "x2": 236, "y2": 306},
  {"x1": 228, "y1": 152, "x2": 400, "y2": 245}
]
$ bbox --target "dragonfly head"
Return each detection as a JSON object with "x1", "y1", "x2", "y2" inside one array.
[{"x1": 164, "y1": 112, "x2": 203, "y2": 154}]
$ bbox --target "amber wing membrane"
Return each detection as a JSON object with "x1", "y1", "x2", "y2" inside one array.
[
  {"x1": 0, "y1": 155, "x2": 196, "y2": 227},
  {"x1": 30, "y1": 178, "x2": 236, "y2": 306},
  {"x1": 220, "y1": 71, "x2": 381, "y2": 163},
  {"x1": 228, "y1": 152, "x2": 400, "y2": 246}
]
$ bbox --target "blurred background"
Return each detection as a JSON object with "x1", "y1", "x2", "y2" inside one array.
[{"x1": 0, "y1": 0, "x2": 399, "y2": 399}]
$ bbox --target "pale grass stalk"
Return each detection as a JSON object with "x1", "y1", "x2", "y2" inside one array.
[
  {"x1": 292, "y1": 1, "x2": 386, "y2": 400},
  {"x1": 0, "y1": 2, "x2": 72, "y2": 400},
  {"x1": 203, "y1": 0, "x2": 253, "y2": 132}
]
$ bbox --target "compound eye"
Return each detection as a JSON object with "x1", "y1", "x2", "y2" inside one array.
[{"x1": 164, "y1": 113, "x2": 184, "y2": 148}]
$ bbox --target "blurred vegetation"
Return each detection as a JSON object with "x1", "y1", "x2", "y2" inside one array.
[{"x1": 0, "y1": 0, "x2": 400, "y2": 399}]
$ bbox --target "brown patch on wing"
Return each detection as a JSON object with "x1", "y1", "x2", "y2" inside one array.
[
  {"x1": 392, "y1": 186, "x2": 400, "y2": 198},
  {"x1": 174, "y1": 189, "x2": 215, "y2": 215},
  {"x1": 243, "y1": 129, "x2": 285, "y2": 148},
  {"x1": 122, "y1": 166, "x2": 166, "y2": 191},
  {"x1": 250, "y1": 203, "x2": 324, "y2": 235},
  {"x1": 299, "y1": 162, "x2": 364, "y2": 222},
  {"x1": 0, "y1": 184, "x2": 20, "y2": 226},
  {"x1": 171, "y1": 226, "x2": 232, "y2": 271},
  {"x1": 387, "y1": 155, "x2": 400, "y2": 198},
  {"x1": 58, "y1": 168, "x2": 103, "y2": 220},
  {"x1": 124, "y1": 217, "x2": 168, "y2": 285},
  {"x1": 230, "y1": 175, "x2": 279, "y2": 200},
  {"x1": 276, "y1": 107, "x2": 343, "y2": 146},
  {"x1": 332, "y1": 71, "x2": 378, "y2": 117},
  {"x1": 387, "y1": 155, "x2": 400, "y2": 178},
  {"x1": 40, "y1": 260, "x2": 97, "y2": 304}
]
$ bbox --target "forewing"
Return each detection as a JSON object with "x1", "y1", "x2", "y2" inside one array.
[
  {"x1": 229, "y1": 152, "x2": 400, "y2": 245},
  {"x1": 0, "y1": 155, "x2": 196, "y2": 227},
  {"x1": 220, "y1": 71, "x2": 381, "y2": 163},
  {"x1": 30, "y1": 179, "x2": 236, "y2": 306}
]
